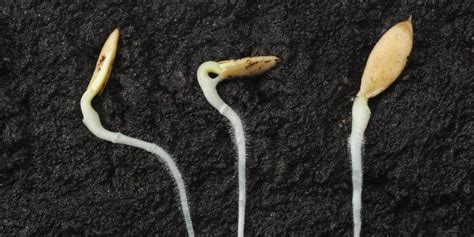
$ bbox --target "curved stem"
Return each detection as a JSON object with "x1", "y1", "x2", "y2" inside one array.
[
  {"x1": 197, "y1": 62, "x2": 247, "y2": 236},
  {"x1": 81, "y1": 90, "x2": 195, "y2": 237},
  {"x1": 348, "y1": 96, "x2": 371, "y2": 237}
]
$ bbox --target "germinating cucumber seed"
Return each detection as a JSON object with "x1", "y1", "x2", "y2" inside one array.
[
  {"x1": 349, "y1": 17, "x2": 413, "y2": 237},
  {"x1": 80, "y1": 29, "x2": 195, "y2": 237},
  {"x1": 197, "y1": 56, "x2": 279, "y2": 237}
]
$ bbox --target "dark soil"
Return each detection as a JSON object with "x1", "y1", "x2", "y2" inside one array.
[{"x1": 0, "y1": 1, "x2": 472, "y2": 236}]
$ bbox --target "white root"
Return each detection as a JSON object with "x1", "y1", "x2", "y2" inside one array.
[
  {"x1": 348, "y1": 96, "x2": 371, "y2": 237},
  {"x1": 223, "y1": 106, "x2": 247, "y2": 237}
]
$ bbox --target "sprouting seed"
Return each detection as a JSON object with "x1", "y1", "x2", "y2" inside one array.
[
  {"x1": 349, "y1": 17, "x2": 413, "y2": 237},
  {"x1": 80, "y1": 29, "x2": 195, "y2": 237},
  {"x1": 197, "y1": 56, "x2": 279, "y2": 237}
]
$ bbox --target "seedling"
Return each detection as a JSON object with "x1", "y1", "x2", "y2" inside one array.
[
  {"x1": 349, "y1": 17, "x2": 413, "y2": 237},
  {"x1": 197, "y1": 56, "x2": 279, "y2": 237},
  {"x1": 80, "y1": 29, "x2": 195, "y2": 237}
]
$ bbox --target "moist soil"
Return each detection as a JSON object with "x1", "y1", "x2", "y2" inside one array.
[{"x1": 0, "y1": 1, "x2": 472, "y2": 236}]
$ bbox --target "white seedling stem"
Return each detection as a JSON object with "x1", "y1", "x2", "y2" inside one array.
[
  {"x1": 197, "y1": 57, "x2": 279, "y2": 237},
  {"x1": 81, "y1": 29, "x2": 194, "y2": 237},
  {"x1": 226, "y1": 109, "x2": 247, "y2": 237},
  {"x1": 197, "y1": 62, "x2": 247, "y2": 237},
  {"x1": 348, "y1": 95, "x2": 370, "y2": 237},
  {"x1": 348, "y1": 17, "x2": 413, "y2": 237}
]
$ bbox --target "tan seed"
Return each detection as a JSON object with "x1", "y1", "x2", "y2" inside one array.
[{"x1": 359, "y1": 17, "x2": 413, "y2": 98}]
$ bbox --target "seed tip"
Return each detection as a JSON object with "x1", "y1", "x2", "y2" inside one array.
[{"x1": 87, "y1": 29, "x2": 120, "y2": 94}]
